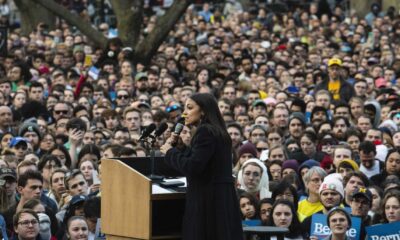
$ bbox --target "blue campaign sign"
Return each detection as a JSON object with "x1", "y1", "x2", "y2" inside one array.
[
  {"x1": 242, "y1": 220, "x2": 262, "y2": 226},
  {"x1": 310, "y1": 213, "x2": 361, "y2": 240},
  {"x1": 366, "y1": 221, "x2": 400, "y2": 240}
]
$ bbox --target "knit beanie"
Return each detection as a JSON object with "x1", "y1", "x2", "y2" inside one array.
[
  {"x1": 298, "y1": 159, "x2": 320, "y2": 174},
  {"x1": 238, "y1": 142, "x2": 258, "y2": 158},
  {"x1": 282, "y1": 159, "x2": 299, "y2": 172},
  {"x1": 289, "y1": 112, "x2": 306, "y2": 126},
  {"x1": 18, "y1": 121, "x2": 42, "y2": 140},
  {"x1": 319, "y1": 177, "x2": 344, "y2": 199},
  {"x1": 338, "y1": 159, "x2": 359, "y2": 171}
]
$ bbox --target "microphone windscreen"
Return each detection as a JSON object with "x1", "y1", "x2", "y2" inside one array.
[
  {"x1": 174, "y1": 123, "x2": 184, "y2": 135},
  {"x1": 154, "y1": 122, "x2": 168, "y2": 137}
]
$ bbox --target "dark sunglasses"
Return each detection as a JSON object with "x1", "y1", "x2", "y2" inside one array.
[
  {"x1": 257, "y1": 147, "x2": 268, "y2": 152},
  {"x1": 117, "y1": 95, "x2": 129, "y2": 99},
  {"x1": 166, "y1": 105, "x2": 181, "y2": 113}
]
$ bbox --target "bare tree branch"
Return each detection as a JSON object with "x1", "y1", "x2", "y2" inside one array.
[
  {"x1": 30, "y1": 0, "x2": 108, "y2": 48},
  {"x1": 14, "y1": 0, "x2": 56, "y2": 35},
  {"x1": 134, "y1": 0, "x2": 192, "y2": 64},
  {"x1": 109, "y1": 0, "x2": 143, "y2": 48}
]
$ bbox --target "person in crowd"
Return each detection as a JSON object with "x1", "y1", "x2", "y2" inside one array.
[
  {"x1": 269, "y1": 199, "x2": 304, "y2": 239},
  {"x1": 301, "y1": 176, "x2": 344, "y2": 237},
  {"x1": 380, "y1": 189, "x2": 400, "y2": 223},
  {"x1": 370, "y1": 148, "x2": 400, "y2": 187},
  {"x1": 323, "y1": 207, "x2": 352, "y2": 240},
  {"x1": 298, "y1": 166, "x2": 327, "y2": 222},
  {"x1": 66, "y1": 216, "x2": 89, "y2": 240},
  {"x1": 238, "y1": 191, "x2": 259, "y2": 221},
  {"x1": 12, "y1": 209, "x2": 40, "y2": 240},
  {"x1": 237, "y1": 158, "x2": 272, "y2": 199},
  {"x1": 259, "y1": 198, "x2": 273, "y2": 226}
]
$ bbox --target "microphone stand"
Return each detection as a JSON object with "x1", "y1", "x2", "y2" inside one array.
[{"x1": 140, "y1": 135, "x2": 164, "y2": 182}]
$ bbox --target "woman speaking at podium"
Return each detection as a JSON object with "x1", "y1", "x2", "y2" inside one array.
[{"x1": 160, "y1": 93, "x2": 243, "y2": 240}]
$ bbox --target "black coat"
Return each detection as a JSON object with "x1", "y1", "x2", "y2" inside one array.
[
  {"x1": 165, "y1": 124, "x2": 243, "y2": 240},
  {"x1": 314, "y1": 79, "x2": 354, "y2": 103}
]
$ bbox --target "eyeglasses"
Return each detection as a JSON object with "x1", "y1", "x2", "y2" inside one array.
[
  {"x1": 18, "y1": 219, "x2": 39, "y2": 227},
  {"x1": 117, "y1": 95, "x2": 129, "y2": 99},
  {"x1": 166, "y1": 105, "x2": 180, "y2": 113},
  {"x1": 353, "y1": 198, "x2": 369, "y2": 206},
  {"x1": 54, "y1": 110, "x2": 68, "y2": 115}
]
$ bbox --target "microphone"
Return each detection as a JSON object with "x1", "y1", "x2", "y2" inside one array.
[
  {"x1": 153, "y1": 122, "x2": 168, "y2": 137},
  {"x1": 139, "y1": 123, "x2": 156, "y2": 140},
  {"x1": 174, "y1": 123, "x2": 184, "y2": 135}
]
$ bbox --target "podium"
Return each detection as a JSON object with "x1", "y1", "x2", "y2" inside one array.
[{"x1": 101, "y1": 158, "x2": 185, "y2": 240}]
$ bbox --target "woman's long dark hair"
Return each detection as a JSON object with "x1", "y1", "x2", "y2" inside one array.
[
  {"x1": 190, "y1": 93, "x2": 231, "y2": 144},
  {"x1": 239, "y1": 191, "x2": 259, "y2": 220},
  {"x1": 269, "y1": 199, "x2": 303, "y2": 238}
]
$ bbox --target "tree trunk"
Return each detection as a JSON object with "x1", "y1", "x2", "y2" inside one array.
[
  {"x1": 27, "y1": 0, "x2": 191, "y2": 64},
  {"x1": 14, "y1": 0, "x2": 56, "y2": 36},
  {"x1": 109, "y1": 0, "x2": 143, "y2": 49},
  {"x1": 134, "y1": 0, "x2": 191, "y2": 65},
  {"x1": 30, "y1": 0, "x2": 108, "y2": 48}
]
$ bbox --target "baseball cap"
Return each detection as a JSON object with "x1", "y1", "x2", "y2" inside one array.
[
  {"x1": 0, "y1": 168, "x2": 17, "y2": 180},
  {"x1": 375, "y1": 77, "x2": 387, "y2": 88},
  {"x1": 352, "y1": 187, "x2": 372, "y2": 202},
  {"x1": 252, "y1": 99, "x2": 267, "y2": 108},
  {"x1": 70, "y1": 195, "x2": 87, "y2": 206},
  {"x1": 9, "y1": 137, "x2": 29, "y2": 148},
  {"x1": 328, "y1": 58, "x2": 342, "y2": 67},
  {"x1": 135, "y1": 72, "x2": 148, "y2": 81}
]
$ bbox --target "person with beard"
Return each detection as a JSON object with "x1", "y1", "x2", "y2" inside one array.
[
  {"x1": 358, "y1": 141, "x2": 383, "y2": 178},
  {"x1": 334, "y1": 103, "x2": 351, "y2": 120},
  {"x1": 147, "y1": 69, "x2": 160, "y2": 93},
  {"x1": 311, "y1": 106, "x2": 329, "y2": 130},
  {"x1": 0, "y1": 106, "x2": 13, "y2": 137},
  {"x1": 133, "y1": 72, "x2": 149, "y2": 97},
  {"x1": 314, "y1": 58, "x2": 354, "y2": 103},
  {"x1": 238, "y1": 55, "x2": 254, "y2": 82},
  {"x1": 287, "y1": 112, "x2": 306, "y2": 142},
  {"x1": 301, "y1": 177, "x2": 345, "y2": 238},
  {"x1": 332, "y1": 117, "x2": 350, "y2": 141}
]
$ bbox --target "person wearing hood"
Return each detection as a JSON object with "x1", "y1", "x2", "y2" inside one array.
[
  {"x1": 364, "y1": 100, "x2": 381, "y2": 128},
  {"x1": 237, "y1": 158, "x2": 272, "y2": 199}
]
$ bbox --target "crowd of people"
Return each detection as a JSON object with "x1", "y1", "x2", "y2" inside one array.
[{"x1": 0, "y1": 0, "x2": 399, "y2": 239}]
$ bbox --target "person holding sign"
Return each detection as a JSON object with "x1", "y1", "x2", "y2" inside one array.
[
  {"x1": 301, "y1": 177, "x2": 344, "y2": 238},
  {"x1": 323, "y1": 207, "x2": 352, "y2": 240},
  {"x1": 349, "y1": 187, "x2": 373, "y2": 240}
]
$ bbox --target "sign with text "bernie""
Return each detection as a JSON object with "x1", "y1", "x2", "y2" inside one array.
[
  {"x1": 310, "y1": 213, "x2": 361, "y2": 240},
  {"x1": 366, "y1": 221, "x2": 400, "y2": 240}
]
